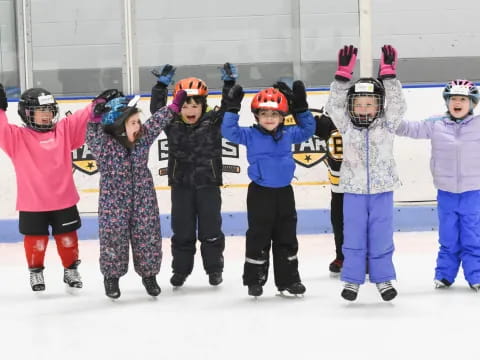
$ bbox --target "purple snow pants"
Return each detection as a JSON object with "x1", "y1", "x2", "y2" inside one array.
[{"x1": 341, "y1": 191, "x2": 396, "y2": 284}]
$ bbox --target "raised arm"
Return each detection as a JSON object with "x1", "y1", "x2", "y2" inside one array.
[
  {"x1": 377, "y1": 45, "x2": 407, "y2": 132},
  {"x1": 85, "y1": 89, "x2": 127, "y2": 156},
  {"x1": 325, "y1": 80, "x2": 351, "y2": 134},
  {"x1": 219, "y1": 62, "x2": 238, "y2": 114},
  {"x1": 221, "y1": 84, "x2": 250, "y2": 145},
  {"x1": 150, "y1": 64, "x2": 176, "y2": 114},
  {"x1": 143, "y1": 90, "x2": 187, "y2": 145},
  {"x1": 325, "y1": 45, "x2": 358, "y2": 134},
  {"x1": 0, "y1": 84, "x2": 21, "y2": 157},
  {"x1": 282, "y1": 80, "x2": 315, "y2": 143}
]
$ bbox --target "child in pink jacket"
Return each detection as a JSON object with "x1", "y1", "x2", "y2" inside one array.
[{"x1": 0, "y1": 83, "x2": 120, "y2": 292}]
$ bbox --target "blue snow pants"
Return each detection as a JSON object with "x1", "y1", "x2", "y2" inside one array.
[
  {"x1": 341, "y1": 191, "x2": 396, "y2": 284},
  {"x1": 435, "y1": 190, "x2": 480, "y2": 285}
]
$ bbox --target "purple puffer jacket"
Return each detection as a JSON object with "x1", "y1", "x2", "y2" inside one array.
[{"x1": 396, "y1": 114, "x2": 480, "y2": 193}]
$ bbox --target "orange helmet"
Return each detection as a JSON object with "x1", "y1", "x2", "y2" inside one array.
[
  {"x1": 251, "y1": 87, "x2": 289, "y2": 114},
  {"x1": 173, "y1": 77, "x2": 208, "y2": 97}
]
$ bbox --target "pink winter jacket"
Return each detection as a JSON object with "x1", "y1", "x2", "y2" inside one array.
[{"x1": 0, "y1": 104, "x2": 93, "y2": 211}]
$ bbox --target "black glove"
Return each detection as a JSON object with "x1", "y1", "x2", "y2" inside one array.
[
  {"x1": 222, "y1": 84, "x2": 244, "y2": 113},
  {"x1": 93, "y1": 89, "x2": 124, "y2": 116},
  {"x1": 273, "y1": 81, "x2": 294, "y2": 110},
  {"x1": 0, "y1": 84, "x2": 7, "y2": 111},
  {"x1": 290, "y1": 80, "x2": 308, "y2": 114}
]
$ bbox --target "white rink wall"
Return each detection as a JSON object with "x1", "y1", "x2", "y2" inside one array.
[{"x1": 0, "y1": 85, "x2": 449, "y2": 219}]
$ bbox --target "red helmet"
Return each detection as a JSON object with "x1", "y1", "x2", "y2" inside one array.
[
  {"x1": 251, "y1": 87, "x2": 289, "y2": 114},
  {"x1": 173, "y1": 77, "x2": 208, "y2": 97}
]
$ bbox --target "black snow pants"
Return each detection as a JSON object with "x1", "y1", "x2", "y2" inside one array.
[
  {"x1": 170, "y1": 185, "x2": 225, "y2": 275},
  {"x1": 243, "y1": 182, "x2": 301, "y2": 289}
]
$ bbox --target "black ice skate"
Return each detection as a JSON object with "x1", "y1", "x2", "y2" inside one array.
[
  {"x1": 341, "y1": 282, "x2": 359, "y2": 301},
  {"x1": 434, "y1": 278, "x2": 452, "y2": 289},
  {"x1": 208, "y1": 272, "x2": 223, "y2": 286},
  {"x1": 329, "y1": 258, "x2": 343, "y2": 276},
  {"x1": 64, "y1": 260, "x2": 83, "y2": 288},
  {"x1": 104, "y1": 277, "x2": 121, "y2": 299},
  {"x1": 142, "y1": 276, "x2": 161, "y2": 297},
  {"x1": 470, "y1": 283, "x2": 480, "y2": 292},
  {"x1": 170, "y1": 273, "x2": 187, "y2": 287},
  {"x1": 278, "y1": 282, "x2": 306, "y2": 296},
  {"x1": 29, "y1": 267, "x2": 45, "y2": 292},
  {"x1": 248, "y1": 284, "x2": 263, "y2": 297},
  {"x1": 376, "y1": 281, "x2": 398, "y2": 301}
]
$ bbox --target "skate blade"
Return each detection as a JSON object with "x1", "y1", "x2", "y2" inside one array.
[
  {"x1": 276, "y1": 291, "x2": 304, "y2": 299},
  {"x1": 33, "y1": 290, "x2": 47, "y2": 298},
  {"x1": 329, "y1": 271, "x2": 341, "y2": 278},
  {"x1": 65, "y1": 284, "x2": 82, "y2": 295}
]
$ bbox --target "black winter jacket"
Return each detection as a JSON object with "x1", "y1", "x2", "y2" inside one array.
[{"x1": 150, "y1": 81, "x2": 234, "y2": 188}]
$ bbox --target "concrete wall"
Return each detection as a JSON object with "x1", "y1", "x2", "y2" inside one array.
[{"x1": 2, "y1": 0, "x2": 475, "y2": 96}]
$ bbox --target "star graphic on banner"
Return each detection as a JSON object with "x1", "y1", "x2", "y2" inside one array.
[
  {"x1": 304, "y1": 154, "x2": 312, "y2": 162},
  {"x1": 87, "y1": 162, "x2": 95, "y2": 169}
]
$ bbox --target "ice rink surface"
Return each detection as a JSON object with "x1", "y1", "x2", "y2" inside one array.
[{"x1": 0, "y1": 232, "x2": 477, "y2": 360}]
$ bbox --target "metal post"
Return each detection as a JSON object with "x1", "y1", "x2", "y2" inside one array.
[
  {"x1": 358, "y1": 0, "x2": 373, "y2": 77},
  {"x1": 15, "y1": 0, "x2": 33, "y2": 91},
  {"x1": 291, "y1": 0, "x2": 302, "y2": 80},
  {"x1": 121, "y1": 0, "x2": 139, "y2": 95}
]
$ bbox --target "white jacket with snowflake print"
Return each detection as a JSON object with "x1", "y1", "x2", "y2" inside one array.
[{"x1": 325, "y1": 79, "x2": 406, "y2": 194}]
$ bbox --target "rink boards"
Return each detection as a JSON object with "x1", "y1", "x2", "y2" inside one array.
[{"x1": 0, "y1": 85, "x2": 447, "y2": 241}]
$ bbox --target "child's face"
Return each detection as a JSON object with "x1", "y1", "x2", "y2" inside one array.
[
  {"x1": 125, "y1": 113, "x2": 141, "y2": 142},
  {"x1": 352, "y1": 96, "x2": 379, "y2": 120},
  {"x1": 257, "y1": 109, "x2": 283, "y2": 131},
  {"x1": 181, "y1": 98, "x2": 203, "y2": 124},
  {"x1": 33, "y1": 107, "x2": 54, "y2": 127},
  {"x1": 448, "y1": 95, "x2": 471, "y2": 119}
]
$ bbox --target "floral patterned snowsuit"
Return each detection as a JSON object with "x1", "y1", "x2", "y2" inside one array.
[{"x1": 86, "y1": 106, "x2": 174, "y2": 278}]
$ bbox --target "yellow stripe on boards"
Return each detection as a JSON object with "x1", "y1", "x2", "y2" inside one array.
[{"x1": 79, "y1": 180, "x2": 331, "y2": 193}]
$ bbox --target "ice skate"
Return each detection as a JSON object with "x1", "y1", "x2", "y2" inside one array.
[
  {"x1": 329, "y1": 258, "x2": 343, "y2": 276},
  {"x1": 376, "y1": 281, "x2": 397, "y2": 301},
  {"x1": 104, "y1": 277, "x2": 120, "y2": 299},
  {"x1": 64, "y1": 260, "x2": 83, "y2": 289},
  {"x1": 469, "y1": 283, "x2": 480, "y2": 292},
  {"x1": 170, "y1": 273, "x2": 187, "y2": 288},
  {"x1": 277, "y1": 282, "x2": 306, "y2": 297},
  {"x1": 434, "y1": 278, "x2": 451, "y2": 289},
  {"x1": 29, "y1": 267, "x2": 45, "y2": 292},
  {"x1": 248, "y1": 284, "x2": 263, "y2": 298},
  {"x1": 208, "y1": 272, "x2": 223, "y2": 286},
  {"x1": 341, "y1": 282, "x2": 359, "y2": 301},
  {"x1": 142, "y1": 276, "x2": 161, "y2": 297}
]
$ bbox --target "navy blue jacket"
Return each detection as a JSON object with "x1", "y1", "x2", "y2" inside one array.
[{"x1": 222, "y1": 111, "x2": 315, "y2": 188}]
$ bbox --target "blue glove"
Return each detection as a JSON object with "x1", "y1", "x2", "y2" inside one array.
[
  {"x1": 101, "y1": 97, "x2": 129, "y2": 125},
  {"x1": 220, "y1": 62, "x2": 238, "y2": 81},
  {"x1": 151, "y1": 64, "x2": 176, "y2": 86}
]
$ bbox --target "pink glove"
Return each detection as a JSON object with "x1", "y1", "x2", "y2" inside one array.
[
  {"x1": 335, "y1": 45, "x2": 358, "y2": 81},
  {"x1": 378, "y1": 45, "x2": 397, "y2": 79},
  {"x1": 168, "y1": 90, "x2": 187, "y2": 113}
]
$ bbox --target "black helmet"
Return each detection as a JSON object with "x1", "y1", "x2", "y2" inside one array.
[
  {"x1": 347, "y1": 78, "x2": 385, "y2": 128},
  {"x1": 18, "y1": 88, "x2": 59, "y2": 132}
]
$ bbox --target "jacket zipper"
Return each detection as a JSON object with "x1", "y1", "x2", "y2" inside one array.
[
  {"x1": 210, "y1": 160, "x2": 216, "y2": 179},
  {"x1": 366, "y1": 129, "x2": 370, "y2": 194},
  {"x1": 173, "y1": 159, "x2": 177, "y2": 179}
]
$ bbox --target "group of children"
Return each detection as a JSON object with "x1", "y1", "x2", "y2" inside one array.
[{"x1": 0, "y1": 43, "x2": 479, "y2": 301}]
